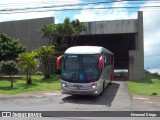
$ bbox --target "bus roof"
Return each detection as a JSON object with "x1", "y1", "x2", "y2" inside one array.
[{"x1": 65, "y1": 46, "x2": 113, "y2": 55}]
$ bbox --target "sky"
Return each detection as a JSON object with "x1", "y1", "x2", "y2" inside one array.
[{"x1": 0, "y1": 0, "x2": 160, "y2": 73}]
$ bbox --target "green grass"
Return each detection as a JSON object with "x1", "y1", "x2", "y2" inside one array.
[
  {"x1": 127, "y1": 72, "x2": 160, "y2": 97},
  {"x1": 0, "y1": 75, "x2": 61, "y2": 95}
]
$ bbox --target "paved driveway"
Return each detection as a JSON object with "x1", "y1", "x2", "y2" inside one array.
[
  {"x1": 1, "y1": 77, "x2": 160, "y2": 120},
  {"x1": 0, "y1": 77, "x2": 160, "y2": 112}
]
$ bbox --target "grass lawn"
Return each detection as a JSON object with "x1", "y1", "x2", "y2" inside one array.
[
  {"x1": 127, "y1": 72, "x2": 160, "y2": 97},
  {"x1": 0, "y1": 75, "x2": 61, "y2": 95}
]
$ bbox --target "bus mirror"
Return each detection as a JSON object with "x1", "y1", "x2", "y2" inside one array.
[
  {"x1": 56, "y1": 55, "x2": 64, "y2": 69},
  {"x1": 98, "y1": 55, "x2": 103, "y2": 69}
]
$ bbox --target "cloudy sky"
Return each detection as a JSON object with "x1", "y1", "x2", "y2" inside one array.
[{"x1": 0, "y1": 0, "x2": 160, "y2": 73}]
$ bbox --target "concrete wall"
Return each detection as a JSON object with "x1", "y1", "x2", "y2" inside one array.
[
  {"x1": 80, "y1": 11, "x2": 144, "y2": 81},
  {"x1": 81, "y1": 19, "x2": 137, "y2": 35},
  {"x1": 0, "y1": 17, "x2": 54, "y2": 51},
  {"x1": 129, "y1": 11, "x2": 144, "y2": 81},
  {"x1": 129, "y1": 50, "x2": 144, "y2": 80}
]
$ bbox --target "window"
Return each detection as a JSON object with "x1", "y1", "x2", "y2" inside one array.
[
  {"x1": 62, "y1": 54, "x2": 100, "y2": 83},
  {"x1": 82, "y1": 55, "x2": 99, "y2": 80},
  {"x1": 62, "y1": 55, "x2": 79, "y2": 80}
]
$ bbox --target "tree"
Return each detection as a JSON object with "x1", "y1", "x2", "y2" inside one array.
[
  {"x1": 17, "y1": 52, "x2": 37, "y2": 84},
  {"x1": 0, "y1": 33, "x2": 26, "y2": 61},
  {"x1": 41, "y1": 24, "x2": 58, "y2": 45},
  {"x1": 60, "y1": 17, "x2": 74, "y2": 47},
  {"x1": 71, "y1": 19, "x2": 86, "y2": 45},
  {"x1": 0, "y1": 60, "x2": 19, "y2": 88},
  {"x1": 33, "y1": 46, "x2": 57, "y2": 78},
  {"x1": 41, "y1": 17, "x2": 86, "y2": 53}
]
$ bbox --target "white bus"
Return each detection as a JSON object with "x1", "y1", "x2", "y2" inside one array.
[{"x1": 56, "y1": 46, "x2": 114, "y2": 96}]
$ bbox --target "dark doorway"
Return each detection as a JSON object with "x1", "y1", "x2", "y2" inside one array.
[{"x1": 76, "y1": 33, "x2": 136, "y2": 70}]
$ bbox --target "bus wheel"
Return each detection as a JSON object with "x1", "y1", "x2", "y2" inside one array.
[
  {"x1": 99, "y1": 82, "x2": 105, "y2": 96},
  {"x1": 102, "y1": 82, "x2": 105, "y2": 93},
  {"x1": 109, "y1": 80, "x2": 112, "y2": 85},
  {"x1": 109, "y1": 74, "x2": 113, "y2": 85}
]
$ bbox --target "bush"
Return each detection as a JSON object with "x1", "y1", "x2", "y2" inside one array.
[
  {"x1": 33, "y1": 46, "x2": 57, "y2": 79},
  {"x1": 152, "y1": 72, "x2": 160, "y2": 77},
  {"x1": 17, "y1": 52, "x2": 37, "y2": 84},
  {"x1": 0, "y1": 33, "x2": 26, "y2": 61},
  {"x1": 0, "y1": 60, "x2": 19, "y2": 88}
]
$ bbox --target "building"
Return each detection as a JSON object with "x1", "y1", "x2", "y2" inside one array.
[
  {"x1": 0, "y1": 17, "x2": 54, "y2": 51},
  {"x1": 0, "y1": 11, "x2": 144, "y2": 80}
]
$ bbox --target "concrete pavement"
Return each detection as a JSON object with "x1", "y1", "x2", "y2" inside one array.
[
  {"x1": 0, "y1": 79, "x2": 160, "y2": 111},
  {"x1": 0, "y1": 77, "x2": 160, "y2": 120}
]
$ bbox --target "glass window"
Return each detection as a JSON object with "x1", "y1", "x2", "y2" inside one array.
[
  {"x1": 82, "y1": 55, "x2": 99, "y2": 81},
  {"x1": 62, "y1": 55, "x2": 79, "y2": 80},
  {"x1": 62, "y1": 54, "x2": 100, "y2": 83}
]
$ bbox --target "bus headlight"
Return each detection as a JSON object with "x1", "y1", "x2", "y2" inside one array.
[
  {"x1": 91, "y1": 82, "x2": 98, "y2": 89},
  {"x1": 92, "y1": 85, "x2": 96, "y2": 89},
  {"x1": 62, "y1": 83, "x2": 68, "y2": 87},
  {"x1": 91, "y1": 81, "x2": 99, "y2": 89}
]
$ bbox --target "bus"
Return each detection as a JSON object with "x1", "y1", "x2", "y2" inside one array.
[{"x1": 56, "y1": 46, "x2": 114, "y2": 96}]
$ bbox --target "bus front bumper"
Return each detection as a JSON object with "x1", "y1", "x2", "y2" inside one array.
[{"x1": 61, "y1": 87, "x2": 101, "y2": 96}]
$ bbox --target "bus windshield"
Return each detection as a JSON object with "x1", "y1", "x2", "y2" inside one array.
[{"x1": 61, "y1": 54, "x2": 99, "y2": 83}]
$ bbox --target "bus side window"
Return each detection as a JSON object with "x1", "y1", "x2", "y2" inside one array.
[
  {"x1": 108, "y1": 54, "x2": 110, "y2": 65},
  {"x1": 104, "y1": 53, "x2": 107, "y2": 66},
  {"x1": 107, "y1": 53, "x2": 109, "y2": 65},
  {"x1": 104, "y1": 53, "x2": 112, "y2": 66}
]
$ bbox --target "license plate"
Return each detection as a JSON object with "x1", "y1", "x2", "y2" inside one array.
[{"x1": 73, "y1": 91, "x2": 82, "y2": 94}]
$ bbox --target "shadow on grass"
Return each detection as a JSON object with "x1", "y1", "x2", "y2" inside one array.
[
  {"x1": 40, "y1": 79, "x2": 60, "y2": 83},
  {"x1": 0, "y1": 76, "x2": 25, "y2": 83},
  {"x1": 23, "y1": 83, "x2": 38, "y2": 89},
  {"x1": 0, "y1": 75, "x2": 60, "y2": 90},
  {"x1": 0, "y1": 86, "x2": 18, "y2": 91},
  {"x1": 35, "y1": 74, "x2": 60, "y2": 83},
  {"x1": 0, "y1": 83, "x2": 38, "y2": 90}
]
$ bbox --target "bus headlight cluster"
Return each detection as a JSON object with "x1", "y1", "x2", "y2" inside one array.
[
  {"x1": 62, "y1": 83, "x2": 68, "y2": 87},
  {"x1": 92, "y1": 85, "x2": 96, "y2": 89},
  {"x1": 91, "y1": 82, "x2": 99, "y2": 89}
]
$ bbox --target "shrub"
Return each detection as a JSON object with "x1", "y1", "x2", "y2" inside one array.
[
  {"x1": 0, "y1": 60, "x2": 19, "y2": 88},
  {"x1": 17, "y1": 52, "x2": 37, "y2": 84},
  {"x1": 152, "y1": 72, "x2": 160, "y2": 77},
  {"x1": 0, "y1": 33, "x2": 26, "y2": 61},
  {"x1": 33, "y1": 46, "x2": 57, "y2": 79}
]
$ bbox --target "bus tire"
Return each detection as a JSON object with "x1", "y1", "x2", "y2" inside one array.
[
  {"x1": 109, "y1": 74, "x2": 113, "y2": 85},
  {"x1": 102, "y1": 82, "x2": 105, "y2": 93},
  {"x1": 109, "y1": 77, "x2": 112, "y2": 85},
  {"x1": 99, "y1": 82, "x2": 105, "y2": 96}
]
